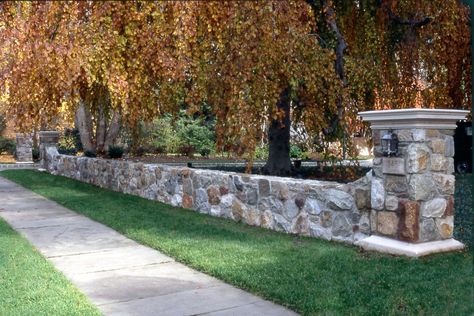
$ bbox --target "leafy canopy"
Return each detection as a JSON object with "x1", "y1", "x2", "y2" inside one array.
[{"x1": 0, "y1": 1, "x2": 470, "y2": 157}]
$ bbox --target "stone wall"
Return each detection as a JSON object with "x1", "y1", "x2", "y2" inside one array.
[
  {"x1": 44, "y1": 147, "x2": 372, "y2": 244},
  {"x1": 371, "y1": 128, "x2": 456, "y2": 242},
  {"x1": 15, "y1": 133, "x2": 33, "y2": 163}
]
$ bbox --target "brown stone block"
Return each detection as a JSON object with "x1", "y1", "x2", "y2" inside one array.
[
  {"x1": 181, "y1": 168, "x2": 191, "y2": 178},
  {"x1": 406, "y1": 143, "x2": 430, "y2": 173},
  {"x1": 444, "y1": 196, "x2": 454, "y2": 217},
  {"x1": 207, "y1": 186, "x2": 221, "y2": 205},
  {"x1": 436, "y1": 216, "x2": 454, "y2": 239},
  {"x1": 432, "y1": 174, "x2": 455, "y2": 195},
  {"x1": 182, "y1": 193, "x2": 193, "y2": 209},
  {"x1": 219, "y1": 186, "x2": 229, "y2": 195},
  {"x1": 425, "y1": 129, "x2": 441, "y2": 138},
  {"x1": 430, "y1": 139, "x2": 446, "y2": 155},
  {"x1": 385, "y1": 175, "x2": 408, "y2": 194},
  {"x1": 377, "y1": 211, "x2": 399, "y2": 237},
  {"x1": 398, "y1": 200, "x2": 420, "y2": 242}
]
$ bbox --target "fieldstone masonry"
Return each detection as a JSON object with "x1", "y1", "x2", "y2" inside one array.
[
  {"x1": 40, "y1": 137, "x2": 372, "y2": 244},
  {"x1": 360, "y1": 108, "x2": 468, "y2": 248},
  {"x1": 38, "y1": 108, "x2": 467, "y2": 256},
  {"x1": 39, "y1": 131, "x2": 60, "y2": 168},
  {"x1": 15, "y1": 133, "x2": 33, "y2": 163}
]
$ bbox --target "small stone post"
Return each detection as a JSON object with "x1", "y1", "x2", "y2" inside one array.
[
  {"x1": 15, "y1": 133, "x2": 33, "y2": 163},
  {"x1": 357, "y1": 109, "x2": 468, "y2": 256},
  {"x1": 39, "y1": 131, "x2": 60, "y2": 169}
]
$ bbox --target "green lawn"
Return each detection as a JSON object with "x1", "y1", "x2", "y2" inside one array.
[
  {"x1": 2, "y1": 170, "x2": 473, "y2": 316},
  {"x1": 0, "y1": 217, "x2": 101, "y2": 316}
]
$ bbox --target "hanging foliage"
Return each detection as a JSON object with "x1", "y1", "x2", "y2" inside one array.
[{"x1": 0, "y1": 1, "x2": 470, "y2": 162}]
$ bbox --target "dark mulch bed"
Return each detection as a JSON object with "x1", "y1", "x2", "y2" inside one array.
[{"x1": 192, "y1": 164, "x2": 370, "y2": 183}]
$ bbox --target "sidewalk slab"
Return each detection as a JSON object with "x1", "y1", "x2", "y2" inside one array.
[
  {"x1": 0, "y1": 176, "x2": 298, "y2": 316},
  {"x1": 99, "y1": 284, "x2": 262, "y2": 316},
  {"x1": 49, "y1": 245, "x2": 173, "y2": 275},
  {"x1": 66, "y1": 262, "x2": 222, "y2": 305},
  {"x1": 16, "y1": 221, "x2": 139, "y2": 257}
]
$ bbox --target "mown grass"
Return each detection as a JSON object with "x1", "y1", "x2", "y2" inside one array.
[
  {"x1": 2, "y1": 170, "x2": 473, "y2": 316},
  {"x1": 0, "y1": 217, "x2": 102, "y2": 316}
]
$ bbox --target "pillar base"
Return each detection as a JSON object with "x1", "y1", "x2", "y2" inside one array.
[{"x1": 355, "y1": 235, "x2": 465, "y2": 257}]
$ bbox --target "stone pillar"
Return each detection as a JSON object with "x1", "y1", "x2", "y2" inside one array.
[
  {"x1": 357, "y1": 109, "x2": 468, "y2": 256},
  {"x1": 15, "y1": 133, "x2": 33, "y2": 163},
  {"x1": 39, "y1": 131, "x2": 60, "y2": 169}
]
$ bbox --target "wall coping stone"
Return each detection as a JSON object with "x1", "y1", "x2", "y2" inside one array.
[
  {"x1": 355, "y1": 235, "x2": 464, "y2": 257},
  {"x1": 359, "y1": 108, "x2": 469, "y2": 130}
]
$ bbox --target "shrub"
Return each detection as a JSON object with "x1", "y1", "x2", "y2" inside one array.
[
  {"x1": 0, "y1": 137, "x2": 16, "y2": 155},
  {"x1": 153, "y1": 146, "x2": 167, "y2": 155},
  {"x1": 84, "y1": 150, "x2": 97, "y2": 158},
  {"x1": 178, "y1": 144, "x2": 195, "y2": 157},
  {"x1": 254, "y1": 145, "x2": 269, "y2": 160},
  {"x1": 199, "y1": 147, "x2": 211, "y2": 157},
  {"x1": 176, "y1": 115, "x2": 215, "y2": 156},
  {"x1": 32, "y1": 147, "x2": 40, "y2": 161},
  {"x1": 132, "y1": 146, "x2": 147, "y2": 157},
  {"x1": 290, "y1": 144, "x2": 303, "y2": 159},
  {"x1": 58, "y1": 147, "x2": 77, "y2": 156},
  {"x1": 63, "y1": 128, "x2": 82, "y2": 151},
  {"x1": 58, "y1": 130, "x2": 79, "y2": 156},
  {"x1": 150, "y1": 116, "x2": 181, "y2": 154},
  {"x1": 107, "y1": 145, "x2": 124, "y2": 159}
]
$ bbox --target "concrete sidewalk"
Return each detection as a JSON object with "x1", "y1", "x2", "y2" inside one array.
[{"x1": 0, "y1": 176, "x2": 298, "y2": 316}]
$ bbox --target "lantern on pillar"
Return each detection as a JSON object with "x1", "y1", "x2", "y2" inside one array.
[{"x1": 381, "y1": 130, "x2": 399, "y2": 157}]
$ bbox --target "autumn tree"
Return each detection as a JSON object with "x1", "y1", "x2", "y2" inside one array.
[
  {"x1": 0, "y1": 2, "x2": 186, "y2": 153},
  {"x1": 0, "y1": 1, "x2": 470, "y2": 175}
]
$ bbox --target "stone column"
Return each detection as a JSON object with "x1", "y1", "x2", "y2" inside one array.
[
  {"x1": 357, "y1": 109, "x2": 468, "y2": 256},
  {"x1": 39, "y1": 131, "x2": 60, "y2": 169},
  {"x1": 15, "y1": 133, "x2": 33, "y2": 163}
]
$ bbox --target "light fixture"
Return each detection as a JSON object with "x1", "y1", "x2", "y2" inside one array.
[{"x1": 381, "y1": 130, "x2": 399, "y2": 157}]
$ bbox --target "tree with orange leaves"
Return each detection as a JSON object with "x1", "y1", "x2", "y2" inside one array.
[{"x1": 0, "y1": 1, "x2": 470, "y2": 174}]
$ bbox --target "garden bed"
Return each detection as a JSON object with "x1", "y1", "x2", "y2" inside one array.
[
  {"x1": 120, "y1": 154, "x2": 372, "y2": 183},
  {"x1": 191, "y1": 162, "x2": 371, "y2": 183}
]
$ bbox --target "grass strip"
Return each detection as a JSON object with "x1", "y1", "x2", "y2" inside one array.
[
  {"x1": 2, "y1": 170, "x2": 473, "y2": 316},
  {"x1": 0, "y1": 217, "x2": 102, "y2": 316}
]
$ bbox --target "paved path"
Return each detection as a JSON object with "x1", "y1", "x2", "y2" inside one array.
[{"x1": 0, "y1": 176, "x2": 298, "y2": 316}]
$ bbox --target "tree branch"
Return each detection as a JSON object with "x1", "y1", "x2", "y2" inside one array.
[
  {"x1": 320, "y1": 0, "x2": 346, "y2": 136},
  {"x1": 377, "y1": 0, "x2": 432, "y2": 28}
]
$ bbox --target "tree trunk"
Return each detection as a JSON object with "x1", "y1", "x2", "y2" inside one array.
[
  {"x1": 95, "y1": 103, "x2": 107, "y2": 154},
  {"x1": 104, "y1": 110, "x2": 121, "y2": 150},
  {"x1": 263, "y1": 87, "x2": 292, "y2": 176},
  {"x1": 74, "y1": 100, "x2": 94, "y2": 152}
]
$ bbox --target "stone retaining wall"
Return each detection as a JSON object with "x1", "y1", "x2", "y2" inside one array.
[{"x1": 44, "y1": 147, "x2": 372, "y2": 244}]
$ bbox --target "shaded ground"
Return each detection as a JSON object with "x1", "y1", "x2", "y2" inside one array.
[
  {"x1": 454, "y1": 174, "x2": 472, "y2": 248},
  {"x1": 2, "y1": 170, "x2": 472, "y2": 316}
]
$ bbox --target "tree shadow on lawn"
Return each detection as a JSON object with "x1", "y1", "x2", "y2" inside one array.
[{"x1": 2, "y1": 170, "x2": 473, "y2": 316}]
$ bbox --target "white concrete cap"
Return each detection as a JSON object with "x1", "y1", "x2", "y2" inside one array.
[
  {"x1": 355, "y1": 235, "x2": 465, "y2": 257},
  {"x1": 358, "y1": 108, "x2": 469, "y2": 130}
]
